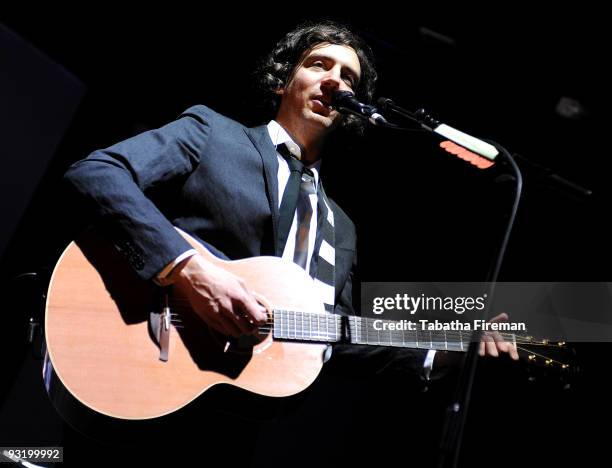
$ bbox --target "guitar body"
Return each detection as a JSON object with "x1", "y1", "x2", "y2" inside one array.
[{"x1": 44, "y1": 229, "x2": 327, "y2": 423}]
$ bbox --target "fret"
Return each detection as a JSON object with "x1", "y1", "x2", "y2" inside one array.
[
  {"x1": 317, "y1": 315, "x2": 323, "y2": 339},
  {"x1": 359, "y1": 317, "x2": 364, "y2": 344},
  {"x1": 308, "y1": 314, "x2": 312, "y2": 340},
  {"x1": 350, "y1": 317, "x2": 359, "y2": 344},
  {"x1": 327, "y1": 316, "x2": 336, "y2": 342},
  {"x1": 291, "y1": 311, "x2": 296, "y2": 340},
  {"x1": 359, "y1": 317, "x2": 367, "y2": 345},
  {"x1": 391, "y1": 328, "x2": 401, "y2": 347},
  {"x1": 373, "y1": 318, "x2": 380, "y2": 345},
  {"x1": 300, "y1": 311, "x2": 305, "y2": 340},
  {"x1": 351, "y1": 317, "x2": 359, "y2": 343},
  {"x1": 296, "y1": 311, "x2": 301, "y2": 339},
  {"x1": 285, "y1": 309, "x2": 289, "y2": 339},
  {"x1": 366, "y1": 318, "x2": 375, "y2": 345},
  {"x1": 285, "y1": 310, "x2": 291, "y2": 340},
  {"x1": 290, "y1": 310, "x2": 296, "y2": 340},
  {"x1": 286, "y1": 310, "x2": 290, "y2": 339}
]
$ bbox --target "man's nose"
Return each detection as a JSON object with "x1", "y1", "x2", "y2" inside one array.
[
  {"x1": 320, "y1": 76, "x2": 340, "y2": 92},
  {"x1": 320, "y1": 68, "x2": 342, "y2": 90}
]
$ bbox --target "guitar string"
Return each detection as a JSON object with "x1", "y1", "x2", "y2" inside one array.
[
  {"x1": 168, "y1": 310, "x2": 562, "y2": 346},
  {"x1": 167, "y1": 315, "x2": 570, "y2": 365},
  {"x1": 169, "y1": 320, "x2": 560, "y2": 348},
  {"x1": 167, "y1": 326, "x2": 562, "y2": 348},
  {"x1": 169, "y1": 298, "x2": 566, "y2": 344}
]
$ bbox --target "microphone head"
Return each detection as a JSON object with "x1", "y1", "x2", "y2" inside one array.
[{"x1": 331, "y1": 90, "x2": 356, "y2": 108}]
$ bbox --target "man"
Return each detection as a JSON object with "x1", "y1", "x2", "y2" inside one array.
[
  {"x1": 62, "y1": 20, "x2": 519, "y2": 466},
  {"x1": 64, "y1": 21, "x2": 374, "y2": 337},
  {"x1": 65, "y1": 20, "x2": 516, "y2": 376}
]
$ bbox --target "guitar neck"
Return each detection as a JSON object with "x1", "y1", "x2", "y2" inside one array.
[
  {"x1": 346, "y1": 316, "x2": 471, "y2": 352},
  {"x1": 271, "y1": 311, "x2": 474, "y2": 352}
]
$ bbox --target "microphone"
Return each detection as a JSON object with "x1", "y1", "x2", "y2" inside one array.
[
  {"x1": 331, "y1": 91, "x2": 388, "y2": 125},
  {"x1": 378, "y1": 98, "x2": 499, "y2": 161}
]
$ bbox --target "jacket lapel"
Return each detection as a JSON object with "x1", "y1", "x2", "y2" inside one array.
[{"x1": 244, "y1": 125, "x2": 280, "y2": 252}]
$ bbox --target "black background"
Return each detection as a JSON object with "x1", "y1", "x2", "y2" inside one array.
[{"x1": 1, "y1": 8, "x2": 609, "y2": 467}]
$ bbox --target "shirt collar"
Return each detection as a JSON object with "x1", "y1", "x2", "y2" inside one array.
[{"x1": 267, "y1": 120, "x2": 322, "y2": 174}]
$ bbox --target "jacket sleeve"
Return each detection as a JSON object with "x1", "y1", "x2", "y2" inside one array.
[{"x1": 64, "y1": 106, "x2": 211, "y2": 280}]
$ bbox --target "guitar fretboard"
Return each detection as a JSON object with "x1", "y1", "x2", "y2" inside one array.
[
  {"x1": 272, "y1": 310, "x2": 342, "y2": 343},
  {"x1": 270, "y1": 311, "x2": 474, "y2": 352},
  {"x1": 347, "y1": 316, "x2": 470, "y2": 352}
]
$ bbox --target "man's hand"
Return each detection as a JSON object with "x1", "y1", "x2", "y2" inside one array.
[
  {"x1": 173, "y1": 254, "x2": 268, "y2": 337},
  {"x1": 478, "y1": 312, "x2": 520, "y2": 360}
]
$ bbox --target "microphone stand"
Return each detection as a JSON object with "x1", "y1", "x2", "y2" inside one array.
[
  {"x1": 349, "y1": 100, "x2": 524, "y2": 468},
  {"x1": 434, "y1": 141, "x2": 522, "y2": 468}
]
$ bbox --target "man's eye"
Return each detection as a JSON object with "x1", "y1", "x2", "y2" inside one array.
[{"x1": 311, "y1": 61, "x2": 325, "y2": 69}]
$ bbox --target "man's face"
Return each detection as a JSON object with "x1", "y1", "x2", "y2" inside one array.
[{"x1": 276, "y1": 43, "x2": 362, "y2": 135}]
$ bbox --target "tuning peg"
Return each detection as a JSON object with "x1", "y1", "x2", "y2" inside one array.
[
  {"x1": 528, "y1": 354, "x2": 536, "y2": 361},
  {"x1": 558, "y1": 341, "x2": 566, "y2": 347},
  {"x1": 545, "y1": 359, "x2": 553, "y2": 366}
]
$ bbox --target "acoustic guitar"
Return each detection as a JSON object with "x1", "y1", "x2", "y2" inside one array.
[{"x1": 44, "y1": 228, "x2": 573, "y2": 428}]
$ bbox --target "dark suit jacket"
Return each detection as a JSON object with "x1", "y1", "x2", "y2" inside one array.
[{"x1": 65, "y1": 105, "x2": 356, "y2": 316}]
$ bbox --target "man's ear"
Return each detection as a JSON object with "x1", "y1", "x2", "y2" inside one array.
[{"x1": 274, "y1": 87, "x2": 284, "y2": 96}]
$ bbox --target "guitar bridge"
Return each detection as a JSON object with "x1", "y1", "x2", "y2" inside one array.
[{"x1": 148, "y1": 294, "x2": 172, "y2": 362}]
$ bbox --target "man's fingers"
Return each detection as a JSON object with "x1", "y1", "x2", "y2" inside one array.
[
  {"x1": 491, "y1": 331, "x2": 509, "y2": 353},
  {"x1": 239, "y1": 291, "x2": 269, "y2": 325},
  {"x1": 485, "y1": 339, "x2": 499, "y2": 357},
  {"x1": 509, "y1": 344, "x2": 520, "y2": 360},
  {"x1": 489, "y1": 312, "x2": 508, "y2": 323},
  {"x1": 481, "y1": 329, "x2": 520, "y2": 359},
  {"x1": 480, "y1": 332, "x2": 499, "y2": 357}
]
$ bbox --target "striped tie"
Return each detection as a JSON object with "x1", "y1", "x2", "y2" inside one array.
[
  {"x1": 309, "y1": 182, "x2": 336, "y2": 313},
  {"x1": 293, "y1": 171, "x2": 316, "y2": 268},
  {"x1": 276, "y1": 144, "x2": 336, "y2": 313}
]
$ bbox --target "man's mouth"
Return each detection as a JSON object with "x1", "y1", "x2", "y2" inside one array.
[
  {"x1": 314, "y1": 96, "x2": 331, "y2": 106},
  {"x1": 312, "y1": 96, "x2": 333, "y2": 114}
]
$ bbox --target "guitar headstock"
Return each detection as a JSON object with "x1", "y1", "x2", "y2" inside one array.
[{"x1": 515, "y1": 337, "x2": 578, "y2": 389}]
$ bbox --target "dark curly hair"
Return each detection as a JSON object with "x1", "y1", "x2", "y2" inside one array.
[{"x1": 254, "y1": 20, "x2": 377, "y2": 135}]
